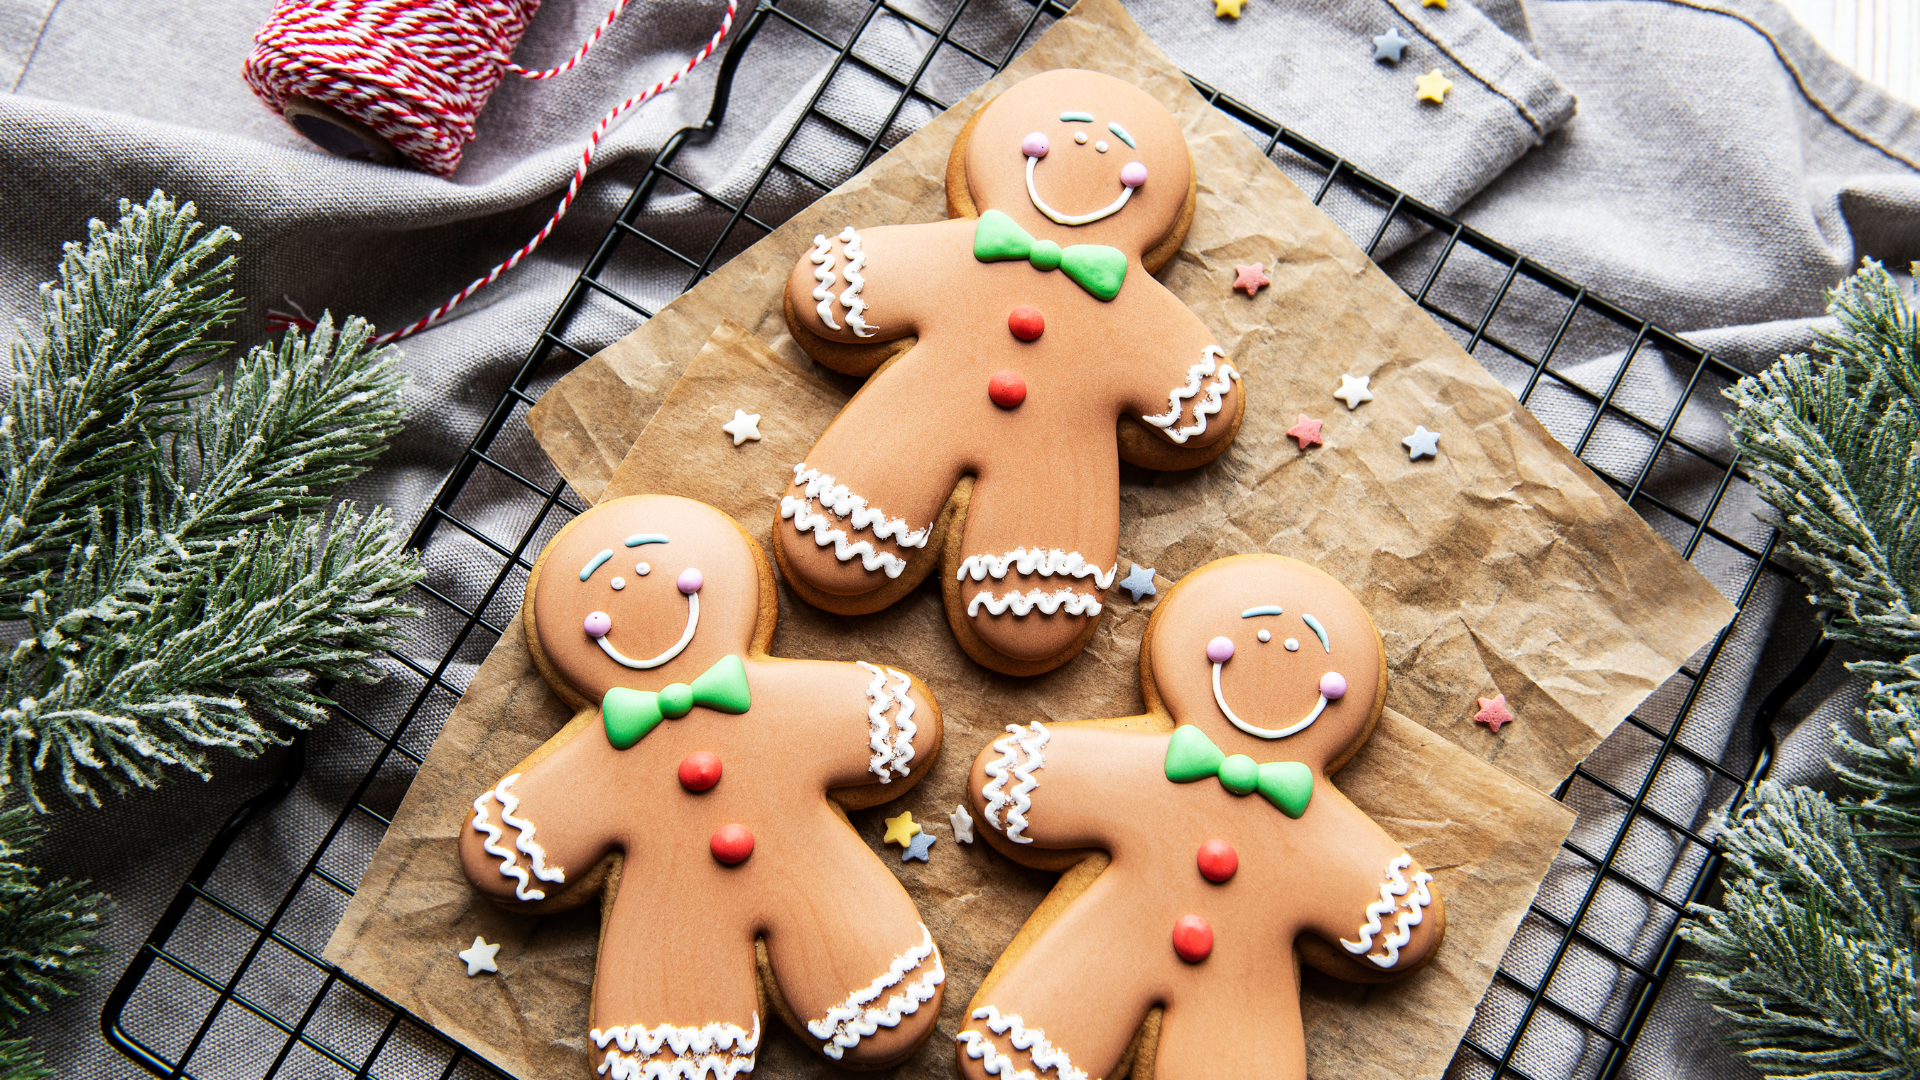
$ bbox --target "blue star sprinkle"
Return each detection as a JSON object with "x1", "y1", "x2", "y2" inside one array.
[
  {"x1": 902, "y1": 832, "x2": 938, "y2": 862},
  {"x1": 1372, "y1": 28, "x2": 1410, "y2": 63},
  {"x1": 1403, "y1": 425, "x2": 1442, "y2": 460},
  {"x1": 1118, "y1": 563, "x2": 1158, "y2": 602}
]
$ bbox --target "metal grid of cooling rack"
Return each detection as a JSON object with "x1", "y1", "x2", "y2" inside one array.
[{"x1": 101, "y1": 2, "x2": 1820, "y2": 1078}]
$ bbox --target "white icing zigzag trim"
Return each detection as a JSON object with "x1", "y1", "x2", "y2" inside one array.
[
  {"x1": 956, "y1": 549, "x2": 1117, "y2": 590},
  {"x1": 592, "y1": 1014, "x2": 760, "y2": 1079},
  {"x1": 956, "y1": 1006, "x2": 1087, "y2": 1080},
  {"x1": 780, "y1": 463, "x2": 931, "y2": 580},
  {"x1": 806, "y1": 924, "x2": 944, "y2": 1059},
  {"x1": 1340, "y1": 854, "x2": 1435, "y2": 969},
  {"x1": 810, "y1": 234, "x2": 840, "y2": 330},
  {"x1": 856, "y1": 662, "x2": 918, "y2": 782},
  {"x1": 967, "y1": 590, "x2": 1103, "y2": 618},
  {"x1": 837, "y1": 227, "x2": 875, "y2": 338},
  {"x1": 1141, "y1": 345, "x2": 1240, "y2": 444},
  {"x1": 981, "y1": 722, "x2": 1049, "y2": 844},
  {"x1": 471, "y1": 773, "x2": 565, "y2": 901}
]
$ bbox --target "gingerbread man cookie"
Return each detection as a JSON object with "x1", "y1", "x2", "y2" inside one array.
[
  {"x1": 457, "y1": 495, "x2": 947, "y2": 1076},
  {"x1": 958, "y1": 554, "x2": 1445, "y2": 1080},
  {"x1": 777, "y1": 69, "x2": 1248, "y2": 676}
]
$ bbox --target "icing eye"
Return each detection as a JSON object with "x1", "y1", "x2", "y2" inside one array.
[
  {"x1": 636, "y1": 562, "x2": 650, "y2": 576},
  {"x1": 1206, "y1": 636, "x2": 1235, "y2": 663},
  {"x1": 1073, "y1": 131, "x2": 1088, "y2": 144},
  {"x1": 584, "y1": 611, "x2": 611, "y2": 638},
  {"x1": 1257, "y1": 629, "x2": 1271, "y2": 643},
  {"x1": 1120, "y1": 161, "x2": 1147, "y2": 188},
  {"x1": 1320, "y1": 672, "x2": 1348, "y2": 699},
  {"x1": 610, "y1": 576, "x2": 626, "y2": 591},
  {"x1": 1285, "y1": 638, "x2": 1300, "y2": 651},
  {"x1": 678, "y1": 568, "x2": 704, "y2": 594},
  {"x1": 1095, "y1": 140, "x2": 1110, "y2": 153},
  {"x1": 1021, "y1": 131, "x2": 1049, "y2": 158}
]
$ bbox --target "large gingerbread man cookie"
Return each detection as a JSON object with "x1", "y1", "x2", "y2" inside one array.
[
  {"x1": 957, "y1": 554, "x2": 1446, "y2": 1080},
  {"x1": 457, "y1": 495, "x2": 948, "y2": 1076},
  {"x1": 776, "y1": 68, "x2": 1247, "y2": 676}
]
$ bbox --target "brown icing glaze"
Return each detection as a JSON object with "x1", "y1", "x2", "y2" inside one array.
[
  {"x1": 775, "y1": 69, "x2": 1247, "y2": 676},
  {"x1": 459, "y1": 495, "x2": 946, "y2": 1075},
  {"x1": 959, "y1": 555, "x2": 1445, "y2": 1080}
]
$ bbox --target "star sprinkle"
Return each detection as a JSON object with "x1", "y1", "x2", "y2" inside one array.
[
  {"x1": 1118, "y1": 563, "x2": 1158, "y2": 602},
  {"x1": 950, "y1": 803, "x2": 975, "y2": 844},
  {"x1": 721, "y1": 408, "x2": 761, "y2": 446},
  {"x1": 902, "y1": 832, "x2": 939, "y2": 862},
  {"x1": 459, "y1": 936, "x2": 501, "y2": 976},
  {"x1": 1474, "y1": 694, "x2": 1514, "y2": 733},
  {"x1": 1334, "y1": 373, "x2": 1375, "y2": 410},
  {"x1": 1403, "y1": 425, "x2": 1441, "y2": 459},
  {"x1": 1372, "y1": 28, "x2": 1409, "y2": 62},
  {"x1": 1214, "y1": 0, "x2": 1245, "y2": 16},
  {"x1": 1423, "y1": 0, "x2": 1447, "y2": 7},
  {"x1": 1416, "y1": 69, "x2": 1453, "y2": 104},
  {"x1": 1232, "y1": 262, "x2": 1270, "y2": 297},
  {"x1": 883, "y1": 810, "x2": 921, "y2": 847},
  {"x1": 1287, "y1": 414, "x2": 1324, "y2": 449}
]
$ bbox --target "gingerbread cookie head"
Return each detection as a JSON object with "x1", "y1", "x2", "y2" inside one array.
[
  {"x1": 527, "y1": 495, "x2": 768, "y2": 709},
  {"x1": 957, "y1": 68, "x2": 1192, "y2": 261},
  {"x1": 1147, "y1": 553, "x2": 1387, "y2": 775}
]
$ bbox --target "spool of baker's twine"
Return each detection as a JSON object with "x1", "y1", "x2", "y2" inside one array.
[{"x1": 244, "y1": 0, "x2": 736, "y2": 344}]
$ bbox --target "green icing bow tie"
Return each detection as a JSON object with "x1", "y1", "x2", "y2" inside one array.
[
  {"x1": 973, "y1": 209, "x2": 1128, "y2": 301},
  {"x1": 1164, "y1": 724, "x2": 1314, "y2": 818},
  {"x1": 602, "y1": 654, "x2": 751, "y2": 750}
]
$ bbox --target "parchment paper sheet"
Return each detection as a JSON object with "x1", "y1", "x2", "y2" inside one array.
[
  {"x1": 524, "y1": 0, "x2": 1736, "y2": 794},
  {"x1": 328, "y1": 321, "x2": 1577, "y2": 1080}
]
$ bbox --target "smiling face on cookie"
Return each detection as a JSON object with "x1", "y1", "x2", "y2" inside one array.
[
  {"x1": 1148, "y1": 555, "x2": 1385, "y2": 771},
  {"x1": 529, "y1": 496, "x2": 764, "y2": 704},
  {"x1": 963, "y1": 68, "x2": 1191, "y2": 256}
]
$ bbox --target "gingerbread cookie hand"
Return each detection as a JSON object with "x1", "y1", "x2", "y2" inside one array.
[
  {"x1": 457, "y1": 495, "x2": 946, "y2": 1075},
  {"x1": 958, "y1": 555, "x2": 1444, "y2": 1080},
  {"x1": 775, "y1": 69, "x2": 1247, "y2": 676}
]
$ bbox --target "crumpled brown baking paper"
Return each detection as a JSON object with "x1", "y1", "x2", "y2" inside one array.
[
  {"x1": 328, "y1": 320, "x2": 1576, "y2": 1080},
  {"x1": 526, "y1": 0, "x2": 1734, "y2": 791}
]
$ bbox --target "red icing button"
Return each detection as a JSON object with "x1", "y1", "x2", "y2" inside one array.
[
  {"x1": 1197, "y1": 838, "x2": 1238, "y2": 883},
  {"x1": 679, "y1": 751, "x2": 722, "y2": 792},
  {"x1": 1007, "y1": 305, "x2": 1045, "y2": 341},
  {"x1": 1172, "y1": 914, "x2": 1213, "y2": 962},
  {"x1": 710, "y1": 823, "x2": 754, "y2": 864},
  {"x1": 989, "y1": 370, "x2": 1028, "y2": 408}
]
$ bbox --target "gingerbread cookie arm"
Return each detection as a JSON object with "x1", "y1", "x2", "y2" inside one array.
[
  {"x1": 1116, "y1": 291, "x2": 1242, "y2": 450},
  {"x1": 966, "y1": 724, "x2": 1160, "y2": 857},
  {"x1": 783, "y1": 221, "x2": 968, "y2": 348},
  {"x1": 747, "y1": 659, "x2": 941, "y2": 802},
  {"x1": 457, "y1": 713, "x2": 621, "y2": 911},
  {"x1": 1296, "y1": 812, "x2": 1445, "y2": 979}
]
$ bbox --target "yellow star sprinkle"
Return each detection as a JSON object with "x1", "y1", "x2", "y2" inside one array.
[
  {"x1": 1423, "y1": 0, "x2": 1447, "y2": 7},
  {"x1": 1415, "y1": 69, "x2": 1453, "y2": 104},
  {"x1": 883, "y1": 811, "x2": 922, "y2": 847},
  {"x1": 1214, "y1": 0, "x2": 1245, "y2": 17}
]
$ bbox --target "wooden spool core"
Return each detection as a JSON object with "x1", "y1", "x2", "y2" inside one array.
[{"x1": 283, "y1": 97, "x2": 399, "y2": 166}]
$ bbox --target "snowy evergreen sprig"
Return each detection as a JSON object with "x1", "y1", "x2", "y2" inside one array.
[
  {"x1": 0, "y1": 807, "x2": 105, "y2": 1080},
  {"x1": 1832, "y1": 657, "x2": 1920, "y2": 869}
]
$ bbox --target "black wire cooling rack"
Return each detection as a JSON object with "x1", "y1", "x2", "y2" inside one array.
[{"x1": 101, "y1": 2, "x2": 1826, "y2": 1077}]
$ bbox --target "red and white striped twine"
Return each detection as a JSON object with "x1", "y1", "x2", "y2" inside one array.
[{"x1": 245, "y1": 0, "x2": 736, "y2": 344}]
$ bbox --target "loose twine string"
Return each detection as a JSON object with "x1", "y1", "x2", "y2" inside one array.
[{"x1": 244, "y1": 0, "x2": 737, "y2": 344}]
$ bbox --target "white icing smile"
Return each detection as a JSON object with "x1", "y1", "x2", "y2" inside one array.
[
  {"x1": 1026, "y1": 155, "x2": 1136, "y2": 226},
  {"x1": 1213, "y1": 661, "x2": 1329, "y2": 740},
  {"x1": 587, "y1": 572, "x2": 701, "y2": 670}
]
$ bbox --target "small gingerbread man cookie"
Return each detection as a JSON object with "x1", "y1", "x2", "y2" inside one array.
[
  {"x1": 958, "y1": 554, "x2": 1445, "y2": 1080},
  {"x1": 457, "y1": 495, "x2": 947, "y2": 1075},
  {"x1": 777, "y1": 69, "x2": 1248, "y2": 676}
]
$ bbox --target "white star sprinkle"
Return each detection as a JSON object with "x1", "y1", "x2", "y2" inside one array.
[
  {"x1": 950, "y1": 803, "x2": 975, "y2": 844},
  {"x1": 1334, "y1": 373, "x2": 1375, "y2": 410},
  {"x1": 459, "y1": 935, "x2": 501, "y2": 976},
  {"x1": 721, "y1": 408, "x2": 762, "y2": 446},
  {"x1": 1403, "y1": 425, "x2": 1441, "y2": 460}
]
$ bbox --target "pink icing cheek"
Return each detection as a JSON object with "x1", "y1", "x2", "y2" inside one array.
[
  {"x1": 1206, "y1": 636, "x2": 1235, "y2": 663},
  {"x1": 677, "y1": 568, "x2": 704, "y2": 594},
  {"x1": 583, "y1": 611, "x2": 612, "y2": 638},
  {"x1": 1021, "y1": 131, "x2": 1049, "y2": 158},
  {"x1": 1120, "y1": 161, "x2": 1148, "y2": 188},
  {"x1": 1320, "y1": 672, "x2": 1348, "y2": 700}
]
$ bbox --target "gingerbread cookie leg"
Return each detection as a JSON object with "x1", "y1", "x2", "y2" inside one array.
[{"x1": 1147, "y1": 975, "x2": 1308, "y2": 1080}]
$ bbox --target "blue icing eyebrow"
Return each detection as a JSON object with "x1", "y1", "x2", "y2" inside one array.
[
  {"x1": 625, "y1": 533, "x2": 669, "y2": 547},
  {"x1": 1107, "y1": 121, "x2": 1136, "y2": 148},
  {"x1": 1059, "y1": 110, "x2": 1094, "y2": 122},
  {"x1": 1301, "y1": 613, "x2": 1331, "y2": 653},
  {"x1": 579, "y1": 548, "x2": 614, "y2": 581},
  {"x1": 1240, "y1": 605, "x2": 1284, "y2": 618}
]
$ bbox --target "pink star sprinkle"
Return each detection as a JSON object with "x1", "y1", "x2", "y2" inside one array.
[
  {"x1": 1233, "y1": 263, "x2": 1270, "y2": 297},
  {"x1": 1474, "y1": 694, "x2": 1514, "y2": 733},
  {"x1": 1287, "y1": 413, "x2": 1323, "y2": 449}
]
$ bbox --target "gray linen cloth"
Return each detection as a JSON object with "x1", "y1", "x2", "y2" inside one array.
[{"x1": 2, "y1": 0, "x2": 1915, "y2": 1077}]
